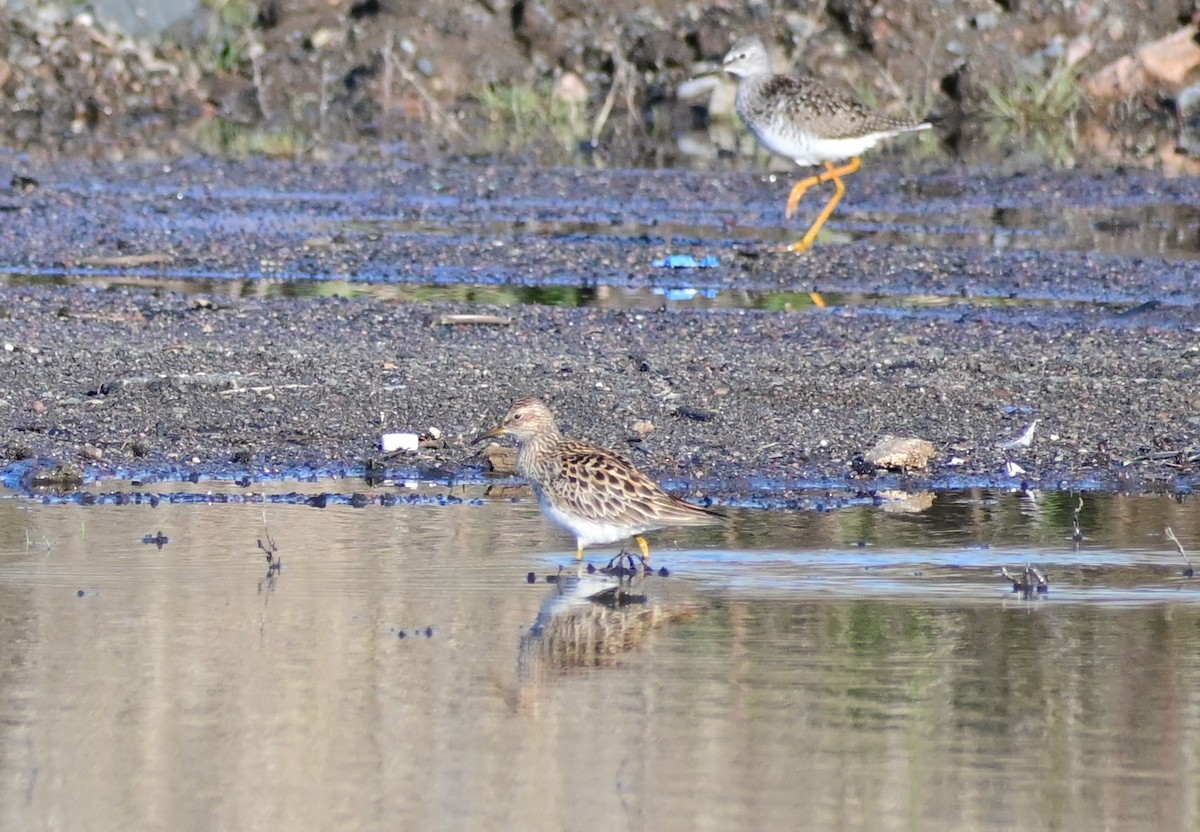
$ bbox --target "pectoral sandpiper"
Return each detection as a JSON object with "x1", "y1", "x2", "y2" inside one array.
[
  {"x1": 473, "y1": 398, "x2": 722, "y2": 563},
  {"x1": 722, "y1": 36, "x2": 931, "y2": 252}
]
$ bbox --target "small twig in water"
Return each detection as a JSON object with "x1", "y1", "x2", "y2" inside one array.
[
  {"x1": 1001, "y1": 564, "x2": 1049, "y2": 599},
  {"x1": 257, "y1": 515, "x2": 282, "y2": 586},
  {"x1": 1165, "y1": 527, "x2": 1194, "y2": 577}
]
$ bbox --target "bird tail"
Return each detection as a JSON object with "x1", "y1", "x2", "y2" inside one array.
[{"x1": 671, "y1": 498, "x2": 726, "y2": 524}]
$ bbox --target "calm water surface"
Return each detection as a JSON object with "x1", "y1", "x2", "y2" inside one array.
[{"x1": 0, "y1": 485, "x2": 1198, "y2": 831}]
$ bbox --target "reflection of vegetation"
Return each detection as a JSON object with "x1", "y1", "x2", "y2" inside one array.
[
  {"x1": 192, "y1": 119, "x2": 310, "y2": 158},
  {"x1": 753, "y1": 291, "x2": 823, "y2": 312},
  {"x1": 198, "y1": 0, "x2": 258, "y2": 72},
  {"x1": 474, "y1": 83, "x2": 587, "y2": 158},
  {"x1": 273, "y1": 281, "x2": 593, "y2": 308},
  {"x1": 983, "y1": 58, "x2": 1082, "y2": 165}
]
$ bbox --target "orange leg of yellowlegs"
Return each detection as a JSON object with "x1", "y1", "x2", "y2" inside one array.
[
  {"x1": 782, "y1": 157, "x2": 862, "y2": 253},
  {"x1": 784, "y1": 170, "x2": 825, "y2": 219}
]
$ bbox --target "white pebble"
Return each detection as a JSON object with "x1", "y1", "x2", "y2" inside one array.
[{"x1": 381, "y1": 433, "x2": 419, "y2": 453}]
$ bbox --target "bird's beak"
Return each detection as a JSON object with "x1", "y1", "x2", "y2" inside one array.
[{"x1": 471, "y1": 423, "x2": 508, "y2": 445}]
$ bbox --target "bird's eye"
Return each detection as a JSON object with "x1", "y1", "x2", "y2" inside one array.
[{"x1": 512, "y1": 412, "x2": 523, "y2": 421}]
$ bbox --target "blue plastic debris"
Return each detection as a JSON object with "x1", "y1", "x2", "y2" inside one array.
[
  {"x1": 652, "y1": 254, "x2": 720, "y2": 269},
  {"x1": 653, "y1": 287, "x2": 720, "y2": 301}
]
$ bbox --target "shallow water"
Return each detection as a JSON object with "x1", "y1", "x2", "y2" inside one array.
[
  {"x1": 4, "y1": 162, "x2": 1200, "y2": 311},
  {"x1": 1, "y1": 485, "x2": 1198, "y2": 831},
  {"x1": 1, "y1": 270, "x2": 1152, "y2": 318}
]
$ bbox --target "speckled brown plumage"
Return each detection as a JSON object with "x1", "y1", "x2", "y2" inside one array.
[
  {"x1": 740, "y1": 73, "x2": 926, "y2": 143},
  {"x1": 721, "y1": 36, "x2": 931, "y2": 252},
  {"x1": 473, "y1": 398, "x2": 721, "y2": 561}
]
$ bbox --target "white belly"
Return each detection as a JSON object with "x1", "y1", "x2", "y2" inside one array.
[
  {"x1": 539, "y1": 496, "x2": 656, "y2": 547},
  {"x1": 755, "y1": 127, "x2": 901, "y2": 167}
]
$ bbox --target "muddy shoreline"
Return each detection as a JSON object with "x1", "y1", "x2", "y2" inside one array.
[{"x1": 1, "y1": 159, "x2": 1198, "y2": 499}]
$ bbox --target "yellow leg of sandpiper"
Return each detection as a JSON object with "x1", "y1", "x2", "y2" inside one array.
[
  {"x1": 786, "y1": 157, "x2": 861, "y2": 253},
  {"x1": 576, "y1": 544, "x2": 584, "y2": 560},
  {"x1": 784, "y1": 157, "x2": 861, "y2": 219},
  {"x1": 634, "y1": 536, "x2": 651, "y2": 564},
  {"x1": 784, "y1": 173, "x2": 824, "y2": 220}
]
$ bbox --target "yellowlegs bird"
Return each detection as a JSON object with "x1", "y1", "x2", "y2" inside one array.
[
  {"x1": 722, "y1": 36, "x2": 931, "y2": 252},
  {"x1": 473, "y1": 398, "x2": 722, "y2": 563}
]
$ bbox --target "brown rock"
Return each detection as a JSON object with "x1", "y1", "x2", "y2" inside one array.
[
  {"x1": 865, "y1": 435, "x2": 935, "y2": 471},
  {"x1": 482, "y1": 443, "x2": 517, "y2": 475},
  {"x1": 1086, "y1": 25, "x2": 1200, "y2": 100}
]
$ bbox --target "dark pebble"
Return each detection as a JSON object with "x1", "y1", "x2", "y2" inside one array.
[{"x1": 675, "y1": 406, "x2": 716, "y2": 422}]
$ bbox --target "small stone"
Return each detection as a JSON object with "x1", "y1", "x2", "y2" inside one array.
[
  {"x1": 553, "y1": 72, "x2": 589, "y2": 106},
  {"x1": 972, "y1": 12, "x2": 998, "y2": 30},
  {"x1": 310, "y1": 28, "x2": 340, "y2": 49},
  {"x1": 631, "y1": 419, "x2": 655, "y2": 438},
  {"x1": 675, "y1": 405, "x2": 716, "y2": 422},
  {"x1": 1178, "y1": 84, "x2": 1200, "y2": 157},
  {"x1": 381, "y1": 432, "x2": 420, "y2": 453}
]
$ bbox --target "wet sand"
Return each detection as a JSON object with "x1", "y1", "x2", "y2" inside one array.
[{"x1": 1, "y1": 159, "x2": 1198, "y2": 497}]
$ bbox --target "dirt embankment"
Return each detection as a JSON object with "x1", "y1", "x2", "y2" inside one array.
[{"x1": 0, "y1": 0, "x2": 1195, "y2": 163}]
